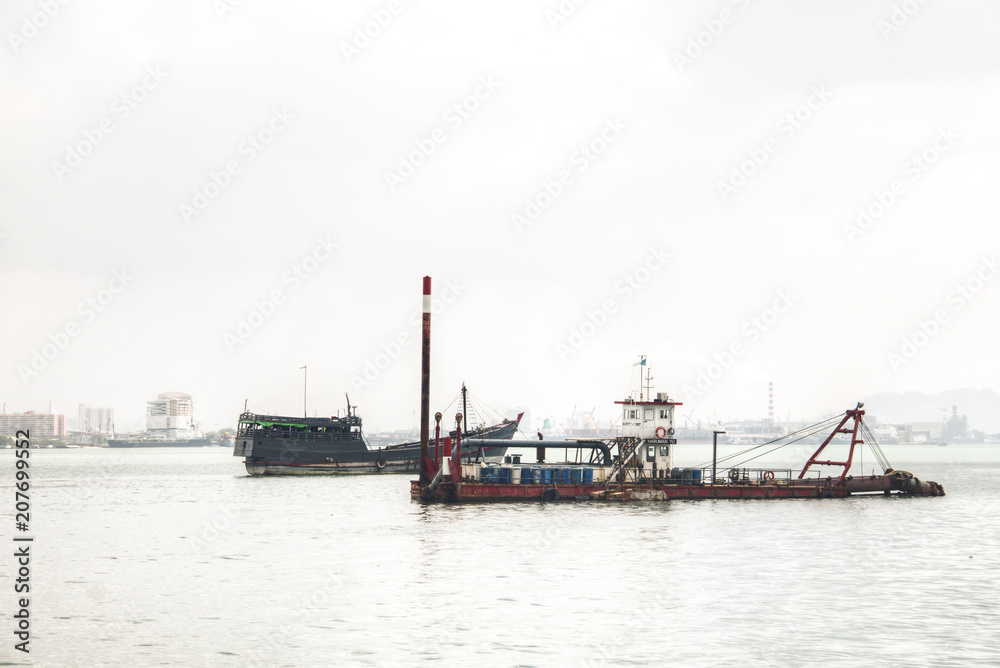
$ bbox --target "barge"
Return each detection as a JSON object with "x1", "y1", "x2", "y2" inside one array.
[
  {"x1": 409, "y1": 276, "x2": 944, "y2": 503},
  {"x1": 413, "y1": 402, "x2": 945, "y2": 503}
]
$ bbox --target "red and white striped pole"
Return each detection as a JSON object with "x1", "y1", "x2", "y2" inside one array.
[{"x1": 419, "y1": 276, "x2": 432, "y2": 485}]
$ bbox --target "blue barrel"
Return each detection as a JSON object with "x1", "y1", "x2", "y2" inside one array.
[
  {"x1": 480, "y1": 467, "x2": 491, "y2": 482},
  {"x1": 532, "y1": 467, "x2": 542, "y2": 484},
  {"x1": 582, "y1": 468, "x2": 594, "y2": 483},
  {"x1": 692, "y1": 469, "x2": 702, "y2": 484},
  {"x1": 542, "y1": 468, "x2": 553, "y2": 484},
  {"x1": 499, "y1": 467, "x2": 511, "y2": 484},
  {"x1": 571, "y1": 468, "x2": 583, "y2": 484},
  {"x1": 560, "y1": 468, "x2": 571, "y2": 484},
  {"x1": 521, "y1": 467, "x2": 533, "y2": 483}
]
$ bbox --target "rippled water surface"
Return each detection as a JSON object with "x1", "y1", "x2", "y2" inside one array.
[{"x1": 2, "y1": 445, "x2": 999, "y2": 667}]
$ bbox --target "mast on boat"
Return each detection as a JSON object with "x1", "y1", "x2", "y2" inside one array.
[{"x1": 462, "y1": 384, "x2": 469, "y2": 435}]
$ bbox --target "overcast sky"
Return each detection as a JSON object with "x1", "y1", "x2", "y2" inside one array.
[{"x1": 2, "y1": 0, "x2": 998, "y2": 433}]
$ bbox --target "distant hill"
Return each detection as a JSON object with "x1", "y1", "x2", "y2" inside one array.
[{"x1": 863, "y1": 389, "x2": 1000, "y2": 434}]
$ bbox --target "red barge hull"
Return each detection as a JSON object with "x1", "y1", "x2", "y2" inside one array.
[{"x1": 411, "y1": 471, "x2": 945, "y2": 503}]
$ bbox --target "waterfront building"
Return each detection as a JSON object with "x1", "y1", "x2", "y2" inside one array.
[
  {"x1": 146, "y1": 392, "x2": 199, "y2": 438},
  {"x1": 0, "y1": 411, "x2": 68, "y2": 437}
]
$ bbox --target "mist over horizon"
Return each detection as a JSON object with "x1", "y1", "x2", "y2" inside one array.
[{"x1": 2, "y1": 0, "x2": 998, "y2": 440}]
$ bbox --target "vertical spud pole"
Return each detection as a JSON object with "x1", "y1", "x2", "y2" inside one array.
[{"x1": 419, "y1": 276, "x2": 432, "y2": 485}]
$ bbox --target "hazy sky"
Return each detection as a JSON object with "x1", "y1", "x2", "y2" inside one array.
[{"x1": 2, "y1": 0, "x2": 998, "y2": 433}]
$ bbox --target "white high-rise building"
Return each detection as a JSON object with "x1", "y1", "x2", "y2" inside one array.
[
  {"x1": 78, "y1": 404, "x2": 115, "y2": 434},
  {"x1": 145, "y1": 392, "x2": 199, "y2": 438}
]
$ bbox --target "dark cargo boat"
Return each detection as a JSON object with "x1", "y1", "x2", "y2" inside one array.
[{"x1": 233, "y1": 397, "x2": 522, "y2": 476}]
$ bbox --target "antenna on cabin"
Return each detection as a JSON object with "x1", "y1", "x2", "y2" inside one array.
[{"x1": 634, "y1": 354, "x2": 648, "y2": 400}]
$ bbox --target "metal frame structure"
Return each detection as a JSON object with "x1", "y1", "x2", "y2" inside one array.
[{"x1": 798, "y1": 404, "x2": 864, "y2": 482}]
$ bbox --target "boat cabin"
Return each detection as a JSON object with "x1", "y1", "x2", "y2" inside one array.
[{"x1": 615, "y1": 391, "x2": 681, "y2": 474}]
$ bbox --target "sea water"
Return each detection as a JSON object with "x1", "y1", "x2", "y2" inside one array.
[{"x1": 1, "y1": 444, "x2": 998, "y2": 667}]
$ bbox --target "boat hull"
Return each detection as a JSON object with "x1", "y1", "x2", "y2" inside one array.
[
  {"x1": 237, "y1": 435, "x2": 509, "y2": 476},
  {"x1": 234, "y1": 409, "x2": 521, "y2": 476},
  {"x1": 412, "y1": 472, "x2": 946, "y2": 503},
  {"x1": 243, "y1": 447, "x2": 508, "y2": 476}
]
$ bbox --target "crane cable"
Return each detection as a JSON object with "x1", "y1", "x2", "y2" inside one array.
[
  {"x1": 721, "y1": 416, "x2": 848, "y2": 470},
  {"x1": 859, "y1": 419, "x2": 892, "y2": 473},
  {"x1": 693, "y1": 413, "x2": 844, "y2": 469}
]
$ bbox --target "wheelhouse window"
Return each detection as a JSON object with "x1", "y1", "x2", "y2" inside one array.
[
  {"x1": 627, "y1": 409, "x2": 638, "y2": 420},
  {"x1": 659, "y1": 409, "x2": 669, "y2": 419}
]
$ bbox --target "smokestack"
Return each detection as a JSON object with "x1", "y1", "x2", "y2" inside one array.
[{"x1": 419, "y1": 276, "x2": 432, "y2": 485}]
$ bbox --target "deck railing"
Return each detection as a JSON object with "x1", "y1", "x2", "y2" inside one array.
[{"x1": 236, "y1": 425, "x2": 363, "y2": 441}]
